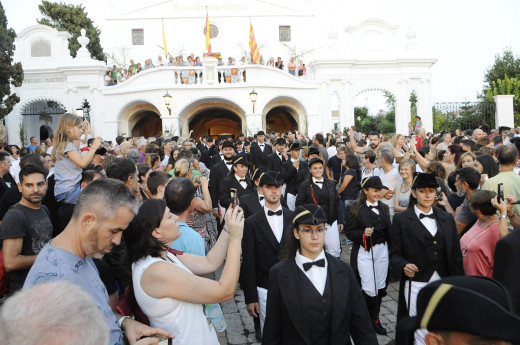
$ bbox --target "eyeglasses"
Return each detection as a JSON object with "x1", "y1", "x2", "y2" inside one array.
[{"x1": 299, "y1": 227, "x2": 326, "y2": 237}]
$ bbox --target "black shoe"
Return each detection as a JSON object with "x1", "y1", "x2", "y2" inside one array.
[{"x1": 374, "y1": 319, "x2": 387, "y2": 335}]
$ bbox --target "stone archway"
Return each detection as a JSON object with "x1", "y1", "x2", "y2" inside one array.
[
  {"x1": 179, "y1": 98, "x2": 246, "y2": 139},
  {"x1": 262, "y1": 97, "x2": 304, "y2": 134},
  {"x1": 131, "y1": 111, "x2": 162, "y2": 137},
  {"x1": 189, "y1": 108, "x2": 242, "y2": 139},
  {"x1": 265, "y1": 107, "x2": 298, "y2": 134},
  {"x1": 118, "y1": 101, "x2": 162, "y2": 137}
]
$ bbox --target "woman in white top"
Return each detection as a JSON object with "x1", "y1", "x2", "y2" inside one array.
[
  {"x1": 361, "y1": 150, "x2": 381, "y2": 180},
  {"x1": 393, "y1": 159, "x2": 416, "y2": 213},
  {"x1": 124, "y1": 199, "x2": 244, "y2": 345}
]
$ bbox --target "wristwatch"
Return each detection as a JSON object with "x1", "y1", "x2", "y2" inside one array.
[
  {"x1": 499, "y1": 215, "x2": 507, "y2": 219},
  {"x1": 118, "y1": 315, "x2": 133, "y2": 328}
]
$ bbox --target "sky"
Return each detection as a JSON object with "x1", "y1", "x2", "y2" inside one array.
[{"x1": 3, "y1": 0, "x2": 520, "y2": 114}]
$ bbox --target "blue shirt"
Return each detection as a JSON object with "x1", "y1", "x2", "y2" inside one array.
[
  {"x1": 24, "y1": 243, "x2": 123, "y2": 345},
  {"x1": 27, "y1": 144, "x2": 36, "y2": 153},
  {"x1": 170, "y1": 221, "x2": 205, "y2": 256}
]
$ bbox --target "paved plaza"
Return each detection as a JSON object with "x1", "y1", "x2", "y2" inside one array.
[{"x1": 208, "y1": 215, "x2": 399, "y2": 345}]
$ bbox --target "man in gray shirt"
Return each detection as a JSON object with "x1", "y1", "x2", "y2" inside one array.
[{"x1": 24, "y1": 178, "x2": 170, "y2": 345}]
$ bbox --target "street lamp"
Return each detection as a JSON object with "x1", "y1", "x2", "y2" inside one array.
[
  {"x1": 249, "y1": 89, "x2": 258, "y2": 113},
  {"x1": 76, "y1": 108, "x2": 84, "y2": 120},
  {"x1": 163, "y1": 91, "x2": 172, "y2": 115}
]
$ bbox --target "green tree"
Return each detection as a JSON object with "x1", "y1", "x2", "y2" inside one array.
[
  {"x1": 483, "y1": 49, "x2": 520, "y2": 89},
  {"x1": 409, "y1": 90, "x2": 418, "y2": 125},
  {"x1": 0, "y1": 1, "x2": 24, "y2": 120},
  {"x1": 38, "y1": 1, "x2": 105, "y2": 61}
]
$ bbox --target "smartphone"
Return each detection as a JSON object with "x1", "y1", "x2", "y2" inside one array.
[
  {"x1": 498, "y1": 183, "x2": 504, "y2": 202},
  {"x1": 230, "y1": 188, "x2": 239, "y2": 206},
  {"x1": 95, "y1": 147, "x2": 107, "y2": 156},
  {"x1": 158, "y1": 339, "x2": 173, "y2": 345},
  {"x1": 436, "y1": 187, "x2": 443, "y2": 201}
]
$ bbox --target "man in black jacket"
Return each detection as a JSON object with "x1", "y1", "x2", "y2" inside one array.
[
  {"x1": 250, "y1": 131, "x2": 272, "y2": 170},
  {"x1": 241, "y1": 171, "x2": 293, "y2": 338},
  {"x1": 209, "y1": 140, "x2": 235, "y2": 223},
  {"x1": 282, "y1": 141, "x2": 307, "y2": 211},
  {"x1": 265, "y1": 138, "x2": 287, "y2": 173}
]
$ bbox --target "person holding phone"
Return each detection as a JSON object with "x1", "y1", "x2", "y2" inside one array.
[
  {"x1": 218, "y1": 154, "x2": 254, "y2": 210},
  {"x1": 126, "y1": 199, "x2": 244, "y2": 345}
]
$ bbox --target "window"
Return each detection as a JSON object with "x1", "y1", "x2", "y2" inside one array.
[
  {"x1": 279, "y1": 26, "x2": 291, "y2": 42},
  {"x1": 132, "y1": 29, "x2": 144, "y2": 45},
  {"x1": 31, "y1": 38, "x2": 51, "y2": 57}
]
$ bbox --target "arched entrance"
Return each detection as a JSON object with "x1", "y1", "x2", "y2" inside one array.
[
  {"x1": 265, "y1": 107, "x2": 298, "y2": 134},
  {"x1": 189, "y1": 108, "x2": 242, "y2": 139},
  {"x1": 117, "y1": 101, "x2": 163, "y2": 137},
  {"x1": 130, "y1": 111, "x2": 162, "y2": 137},
  {"x1": 39, "y1": 125, "x2": 53, "y2": 141}
]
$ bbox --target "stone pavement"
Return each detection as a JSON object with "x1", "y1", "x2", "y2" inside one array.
[{"x1": 208, "y1": 209, "x2": 399, "y2": 345}]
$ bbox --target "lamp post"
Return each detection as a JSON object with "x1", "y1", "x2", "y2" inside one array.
[
  {"x1": 163, "y1": 91, "x2": 172, "y2": 115},
  {"x1": 249, "y1": 89, "x2": 258, "y2": 113}
]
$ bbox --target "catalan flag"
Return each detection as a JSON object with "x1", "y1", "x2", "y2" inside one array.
[
  {"x1": 249, "y1": 20, "x2": 260, "y2": 64},
  {"x1": 205, "y1": 12, "x2": 212, "y2": 55},
  {"x1": 162, "y1": 19, "x2": 168, "y2": 57}
]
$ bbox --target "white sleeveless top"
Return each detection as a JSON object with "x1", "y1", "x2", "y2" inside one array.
[{"x1": 132, "y1": 253, "x2": 219, "y2": 345}]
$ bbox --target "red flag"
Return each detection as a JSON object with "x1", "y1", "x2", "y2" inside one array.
[{"x1": 249, "y1": 21, "x2": 260, "y2": 64}]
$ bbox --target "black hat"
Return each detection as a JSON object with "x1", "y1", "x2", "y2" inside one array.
[
  {"x1": 308, "y1": 157, "x2": 324, "y2": 167},
  {"x1": 259, "y1": 171, "x2": 284, "y2": 187},
  {"x1": 293, "y1": 204, "x2": 327, "y2": 225},
  {"x1": 207, "y1": 137, "x2": 214, "y2": 142},
  {"x1": 288, "y1": 141, "x2": 300, "y2": 151},
  {"x1": 411, "y1": 172, "x2": 439, "y2": 189},
  {"x1": 308, "y1": 147, "x2": 320, "y2": 156},
  {"x1": 244, "y1": 141, "x2": 251, "y2": 146},
  {"x1": 252, "y1": 167, "x2": 266, "y2": 181},
  {"x1": 397, "y1": 276, "x2": 520, "y2": 342},
  {"x1": 221, "y1": 140, "x2": 234, "y2": 149},
  {"x1": 238, "y1": 133, "x2": 245, "y2": 137},
  {"x1": 275, "y1": 138, "x2": 286, "y2": 146},
  {"x1": 360, "y1": 176, "x2": 388, "y2": 190},
  {"x1": 257, "y1": 130, "x2": 265, "y2": 136},
  {"x1": 232, "y1": 154, "x2": 250, "y2": 166}
]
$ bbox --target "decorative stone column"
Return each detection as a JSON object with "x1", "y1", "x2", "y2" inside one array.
[
  {"x1": 202, "y1": 57, "x2": 218, "y2": 85},
  {"x1": 493, "y1": 95, "x2": 515, "y2": 129},
  {"x1": 245, "y1": 113, "x2": 262, "y2": 136}
]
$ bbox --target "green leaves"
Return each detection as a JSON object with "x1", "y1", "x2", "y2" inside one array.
[
  {"x1": 38, "y1": 1, "x2": 105, "y2": 61},
  {"x1": 0, "y1": 0, "x2": 24, "y2": 120}
]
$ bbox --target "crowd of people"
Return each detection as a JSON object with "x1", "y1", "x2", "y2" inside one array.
[
  {"x1": 105, "y1": 53, "x2": 306, "y2": 85},
  {"x1": 1, "y1": 113, "x2": 520, "y2": 345}
]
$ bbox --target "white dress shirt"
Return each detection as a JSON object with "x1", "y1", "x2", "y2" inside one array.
[
  {"x1": 312, "y1": 177, "x2": 324, "y2": 189},
  {"x1": 295, "y1": 250, "x2": 328, "y2": 295},
  {"x1": 264, "y1": 205, "x2": 284, "y2": 242},
  {"x1": 258, "y1": 192, "x2": 265, "y2": 207},
  {"x1": 258, "y1": 143, "x2": 265, "y2": 152},
  {"x1": 234, "y1": 174, "x2": 247, "y2": 189},
  {"x1": 414, "y1": 205, "x2": 437, "y2": 237},
  {"x1": 366, "y1": 201, "x2": 380, "y2": 215}
]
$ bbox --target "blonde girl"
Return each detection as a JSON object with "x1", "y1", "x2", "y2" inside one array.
[{"x1": 52, "y1": 113, "x2": 101, "y2": 204}]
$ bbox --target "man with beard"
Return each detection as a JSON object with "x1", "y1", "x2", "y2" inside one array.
[
  {"x1": 348, "y1": 129, "x2": 380, "y2": 154},
  {"x1": 24, "y1": 178, "x2": 170, "y2": 345},
  {"x1": 0, "y1": 165, "x2": 52, "y2": 294},
  {"x1": 210, "y1": 140, "x2": 236, "y2": 223}
]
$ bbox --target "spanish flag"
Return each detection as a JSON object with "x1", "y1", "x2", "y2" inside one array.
[
  {"x1": 205, "y1": 12, "x2": 212, "y2": 55},
  {"x1": 162, "y1": 19, "x2": 168, "y2": 57},
  {"x1": 249, "y1": 20, "x2": 260, "y2": 64}
]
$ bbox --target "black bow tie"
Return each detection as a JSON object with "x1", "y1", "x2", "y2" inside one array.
[
  {"x1": 239, "y1": 179, "x2": 246, "y2": 183},
  {"x1": 420, "y1": 213, "x2": 436, "y2": 219},
  {"x1": 303, "y1": 258, "x2": 325, "y2": 272},
  {"x1": 259, "y1": 196, "x2": 264, "y2": 201},
  {"x1": 225, "y1": 161, "x2": 233, "y2": 165},
  {"x1": 259, "y1": 144, "x2": 264, "y2": 147},
  {"x1": 368, "y1": 205, "x2": 378, "y2": 210},
  {"x1": 268, "y1": 210, "x2": 282, "y2": 216},
  {"x1": 314, "y1": 180, "x2": 324, "y2": 184}
]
